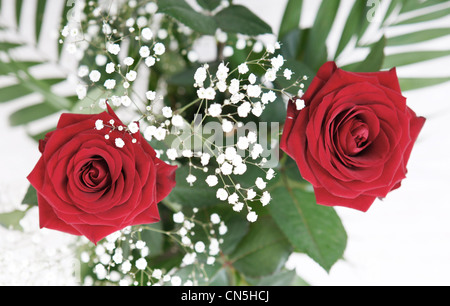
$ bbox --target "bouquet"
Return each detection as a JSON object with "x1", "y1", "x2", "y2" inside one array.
[{"x1": 0, "y1": 0, "x2": 448, "y2": 286}]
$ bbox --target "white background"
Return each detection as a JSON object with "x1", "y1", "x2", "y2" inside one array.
[{"x1": 1, "y1": 0, "x2": 450, "y2": 286}]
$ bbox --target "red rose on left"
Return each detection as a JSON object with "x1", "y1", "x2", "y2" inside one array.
[{"x1": 27, "y1": 105, "x2": 177, "y2": 244}]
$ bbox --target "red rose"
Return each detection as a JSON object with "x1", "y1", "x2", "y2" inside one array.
[
  {"x1": 280, "y1": 62, "x2": 425, "y2": 212},
  {"x1": 27, "y1": 105, "x2": 177, "y2": 243}
]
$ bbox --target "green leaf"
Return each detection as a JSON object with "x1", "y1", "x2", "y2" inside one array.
[
  {"x1": 165, "y1": 165, "x2": 221, "y2": 209},
  {"x1": 35, "y1": 0, "x2": 47, "y2": 43},
  {"x1": 0, "y1": 42, "x2": 21, "y2": 51},
  {"x1": 22, "y1": 184, "x2": 38, "y2": 207},
  {"x1": 278, "y1": 0, "x2": 303, "y2": 40},
  {"x1": 140, "y1": 223, "x2": 164, "y2": 257},
  {"x1": 158, "y1": 0, "x2": 217, "y2": 35},
  {"x1": 387, "y1": 28, "x2": 450, "y2": 46},
  {"x1": 383, "y1": 50, "x2": 450, "y2": 69},
  {"x1": 399, "y1": 77, "x2": 450, "y2": 91},
  {"x1": 267, "y1": 171, "x2": 347, "y2": 272},
  {"x1": 9, "y1": 102, "x2": 60, "y2": 126},
  {"x1": 196, "y1": 0, "x2": 221, "y2": 11},
  {"x1": 214, "y1": 5, "x2": 272, "y2": 36},
  {"x1": 0, "y1": 210, "x2": 26, "y2": 231},
  {"x1": 230, "y1": 216, "x2": 292, "y2": 278},
  {"x1": 246, "y1": 270, "x2": 301, "y2": 286},
  {"x1": 0, "y1": 83, "x2": 33, "y2": 103},
  {"x1": 303, "y1": 0, "x2": 340, "y2": 71},
  {"x1": 335, "y1": 0, "x2": 368, "y2": 58},
  {"x1": 342, "y1": 36, "x2": 386, "y2": 72},
  {"x1": 399, "y1": 0, "x2": 447, "y2": 13},
  {"x1": 395, "y1": 7, "x2": 450, "y2": 25}
]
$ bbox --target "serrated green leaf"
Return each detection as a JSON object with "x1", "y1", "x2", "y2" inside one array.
[
  {"x1": 158, "y1": 0, "x2": 217, "y2": 35},
  {"x1": 278, "y1": 0, "x2": 303, "y2": 40},
  {"x1": 230, "y1": 216, "x2": 292, "y2": 278},
  {"x1": 267, "y1": 173, "x2": 347, "y2": 272},
  {"x1": 387, "y1": 28, "x2": 450, "y2": 46},
  {"x1": 214, "y1": 5, "x2": 272, "y2": 36},
  {"x1": 383, "y1": 50, "x2": 450, "y2": 68}
]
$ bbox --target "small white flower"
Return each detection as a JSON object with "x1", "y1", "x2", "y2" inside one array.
[
  {"x1": 266, "y1": 169, "x2": 275, "y2": 180},
  {"x1": 106, "y1": 62, "x2": 115, "y2": 74},
  {"x1": 228, "y1": 193, "x2": 239, "y2": 205},
  {"x1": 222, "y1": 119, "x2": 234, "y2": 133},
  {"x1": 271, "y1": 54, "x2": 285, "y2": 71},
  {"x1": 121, "y1": 261, "x2": 132, "y2": 274},
  {"x1": 171, "y1": 115, "x2": 184, "y2": 127},
  {"x1": 89, "y1": 70, "x2": 101, "y2": 82},
  {"x1": 194, "y1": 241, "x2": 206, "y2": 253},
  {"x1": 121, "y1": 95, "x2": 132, "y2": 107},
  {"x1": 126, "y1": 70, "x2": 137, "y2": 82},
  {"x1": 115, "y1": 138, "x2": 125, "y2": 148},
  {"x1": 210, "y1": 213, "x2": 221, "y2": 224},
  {"x1": 173, "y1": 212, "x2": 185, "y2": 224},
  {"x1": 162, "y1": 106, "x2": 173, "y2": 118},
  {"x1": 251, "y1": 144, "x2": 263, "y2": 159},
  {"x1": 139, "y1": 46, "x2": 151, "y2": 58},
  {"x1": 145, "y1": 56, "x2": 156, "y2": 67},
  {"x1": 124, "y1": 57, "x2": 135, "y2": 66},
  {"x1": 95, "y1": 120, "x2": 104, "y2": 131},
  {"x1": 152, "y1": 269, "x2": 163, "y2": 280},
  {"x1": 153, "y1": 42, "x2": 166, "y2": 55},
  {"x1": 233, "y1": 162, "x2": 247, "y2": 175},
  {"x1": 146, "y1": 90, "x2": 157, "y2": 101},
  {"x1": 206, "y1": 175, "x2": 218, "y2": 187},
  {"x1": 219, "y1": 224, "x2": 228, "y2": 235},
  {"x1": 233, "y1": 202, "x2": 244, "y2": 212},
  {"x1": 251, "y1": 102, "x2": 263, "y2": 117},
  {"x1": 255, "y1": 177, "x2": 266, "y2": 190},
  {"x1": 171, "y1": 276, "x2": 182, "y2": 286},
  {"x1": 194, "y1": 67, "x2": 207, "y2": 86},
  {"x1": 166, "y1": 148, "x2": 178, "y2": 160},
  {"x1": 107, "y1": 43, "x2": 121, "y2": 55},
  {"x1": 264, "y1": 69, "x2": 277, "y2": 82},
  {"x1": 237, "y1": 137, "x2": 249, "y2": 150},
  {"x1": 262, "y1": 91, "x2": 277, "y2": 104},
  {"x1": 216, "y1": 63, "x2": 229, "y2": 81},
  {"x1": 247, "y1": 189, "x2": 257, "y2": 200},
  {"x1": 247, "y1": 211, "x2": 258, "y2": 223},
  {"x1": 128, "y1": 122, "x2": 139, "y2": 134},
  {"x1": 247, "y1": 85, "x2": 261, "y2": 98},
  {"x1": 295, "y1": 99, "x2": 305, "y2": 110},
  {"x1": 76, "y1": 85, "x2": 87, "y2": 99},
  {"x1": 261, "y1": 191, "x2": 271, "y2": 206},
  {"x1": 201, "y1": 153, "x2": 211, "y2": 166},
  {"x1": 186, "y1": 174, "x2": 197, "y2": 185},
  {"x1": 228, "y1": 79, "x2": 240, "y2": 95},
  {"x1": 104, "y1": 79, "x2": 116, "y2": 90},
  {"x1": 216, "y1": 188, "x2": 228, "y2": 201},
  {"x1": 248, "y1": 73, "x2": 257, "y2": 85},
  {"x1": 237, "y1": 102, "x2": 251, "y2": 118},
  {"x1": 284, "y1": 68, "x2": 293, "y2": 80},
  {"x1": 238, "y1": 63, "x2": 249, "y2": 74},
  {"x1": 220, "y1": 162, "x2": 233, "y2": 175},
  {"x1": 135, "y1": 258, "x2": 147, "y2": 270},
  {"x1": 208, "y1": 103, "x2": 222, "y2": 117},
  {"x1": 153, "y1": 126, "x2": 167, "y2": 141},
  {"x1": 141, "y1": 27, "x2": 153, "y2": 41},
  {"x1": 78, "y1": 65, "x2": 89, "y2": 78},
  {"x1": 207, "y1": 257, "x2": 216, "y2": 265}
]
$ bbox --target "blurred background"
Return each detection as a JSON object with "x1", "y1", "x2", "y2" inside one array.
[{"x1": 1, "y1": 0, "x2": 449, "y2": 285}]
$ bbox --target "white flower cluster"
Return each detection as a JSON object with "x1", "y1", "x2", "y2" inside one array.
[{"x1": 81, "y1": 208, "x2": 228, "y2": 286}]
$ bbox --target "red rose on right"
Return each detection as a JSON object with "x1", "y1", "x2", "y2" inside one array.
[{"x1": 280, "y1": 62, "x2": 426, "y2": 212}]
